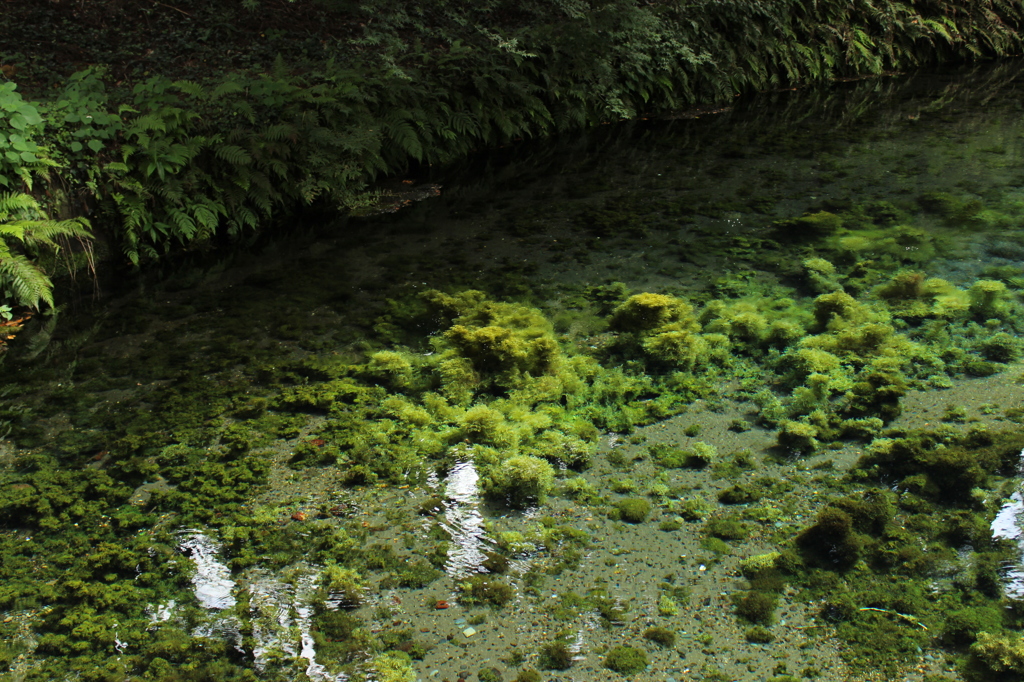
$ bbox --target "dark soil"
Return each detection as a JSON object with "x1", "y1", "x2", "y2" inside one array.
[{"x1": 0, "y1": 0, "x2": 365, "y2": 98}]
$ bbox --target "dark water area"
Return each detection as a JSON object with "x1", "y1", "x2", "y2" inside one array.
[{"x1": 6, "y1": 60, "x2": 1024, "y2": 682}]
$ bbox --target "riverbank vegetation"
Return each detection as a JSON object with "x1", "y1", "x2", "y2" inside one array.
[{"x1": 1, "y1": 0, "x2": 1023, "y2": 322}]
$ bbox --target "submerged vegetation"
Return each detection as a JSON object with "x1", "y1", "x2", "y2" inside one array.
[
  {"x1": 4, "y1": 15, "x2": 1024, "y2": 679},
  {"x1": 6, "y1": 221, "x2": 1024, "y2": 677}
]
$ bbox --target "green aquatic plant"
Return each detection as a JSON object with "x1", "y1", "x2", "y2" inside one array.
[
  {"x1": 680, "y1": 441, "x2": 717, "y2": 468},
  {"x1": 968, "y1": 279, "x2": 1009, "y2": 320},
  {"x1": 916, "y1": 191, "x2": 983, "y2": 224},
  {"x1": 641, "y1": 329, "x2": 710, "y2": 370},
  {"x1": 718, "y1": 482, "x2": 763, "y2": 504},
  {"x1": 804, "y1": 257, "x2": 843, "y2": 294},
  {"x1": 706, "y1": 516, "x2": 749, "y2": 541},
  {"x1": 776, "y1": 419, "x2": 819, "y2": 455},
  {"x1": 700, "y1": 299, "x2": 771, "y2": 346},
  {"x1": 976, "y1": 331, "x2": 1021, "y2": 362},
  {"x1": 478, "y1": 667, "x2": 503, "y2": 682},
  {"x1": 745, "y1": 625, "x2": 775, "y2": 643},
  {"x1": 539, "y1": 640, "x2": 573, "y2": 670},
  {"x1": 614, "y1": 497, "x2": 652, "y2": 523},
  {"x1": 486, "y1": 454, "x2": 555, "y2": 508},
  {"x1": 810, "y1": 290, "x2": 876, "y2": 333},
  {"x1": 458, "y1": 575, "x2": 515, "y2": 607},
  {"x1": 967, "y1": 631, "x2": 1024, "y2": 679},
  {"x1": 942, "y1": 606, "x2": 1005, "y2": 647},
  {"x1": 608, "y1": 292, "x2": 699, "y2": 333},
  {"x1": 643, "y1": 626, "x2": 676, "y2": 647},
  {"x1": 797, "y1": 508, "x2": 864, "y2": 569},
  {"x1": 322, "y1": 564, "x2": 367, "y2": 606},
  {"x1": 678, "y1": 497, "x2": 713, "y2": 521},
  {"x1": 772, "y1": 211, "x2": 843, "y2": 241},
  {"x1": 777, "y1": 346, "x2": 847, "y2": 388},
  {"x1": 603, "y1": 645, "x2": 648, "y2": 675},
  {"x1": 372, "y1": 650, "x2": 417, "y2": 682},
  {"x1": 857, "y1": 429, "x2": 1024, "y2": 503},
  {"x1": 733, "y1": 590, "x2": 779, "y2": 624},
  {"x1": 659, "y1": 517, "x2": 683, "y2": 531},
  {"x1": 513, "y1": 670, "x2": 541, "y2": 682},
  {"x1": 364, "y1": 350, "x2": 417, "y2": 389},
  {"x1": 658, "y1": 594, "x2": 680, "y2": 616},
  {"x1": 561, "y1": 476, "x2": 598, "y2": 503},
  {"x1": 739, "y1": 552, "x2": 781, "y2": 578},
  {"x1": 610, "y1": 477, "x2": 638, "y2": 494}
]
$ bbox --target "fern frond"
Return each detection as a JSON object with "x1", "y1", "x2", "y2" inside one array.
[
  {"x1": 0, "y1": 252, "x2": 54, "y2": 309},
  {"x1": 212, "y1": 80, "x2": 246, "y2": 99},
  {"x1": 0, "y1": 192, "x2": 41, "y2": 221},
  {"x1": 383, "y1": 115, "x2": 424, "y2": 161},
  {"x1": 173, "y1": 80, "x2": 205, "y2": 98},
  {"x1": 168, "y1": 208, "x2": 197, "y2": 241},
  {"x1": 214, "y1": 144, "x2": 253, "y2": 166}
]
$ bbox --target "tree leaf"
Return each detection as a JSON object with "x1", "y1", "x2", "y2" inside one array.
[
  {"x1": 16, "y1": 106, "x2": 42, "y2": 127},
  {"x1": 87, "y1": 139, "x2": 104, "y2": 153},
  {"x1": 70, "y1": 141, "x2": 84, "y2": 153},
  {"x1": 8, "y1": 113, "x2": 26, "y2": 131}
]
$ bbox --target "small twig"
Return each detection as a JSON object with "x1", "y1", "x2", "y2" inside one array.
[
  {"x1": 858, "y1": 607, "x2": 928, "y2": 630},
  {"x1": 152, "y1": 1, "x2": 191, "y2": 16}
]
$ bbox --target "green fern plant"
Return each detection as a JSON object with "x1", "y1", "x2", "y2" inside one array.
[{"x1": 0, "y1": 192, "x2": 92, "y2": 310}]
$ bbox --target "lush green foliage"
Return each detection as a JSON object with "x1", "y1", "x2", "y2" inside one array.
[
  {"x1": 2, "y1": 0, "x2": 1023, "y2": 272},
  {"x1": 0, "y1": 191, "x2": 90, "y2": 310}
]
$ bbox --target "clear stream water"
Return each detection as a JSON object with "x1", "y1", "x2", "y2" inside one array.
[{"x1": 7, "y1": 60, "x2": 1024, "y2": 681}]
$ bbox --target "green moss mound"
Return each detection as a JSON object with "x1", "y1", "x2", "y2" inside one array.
[{"x1": 603, "y1": 645, "x2": 649, "y2": 675}]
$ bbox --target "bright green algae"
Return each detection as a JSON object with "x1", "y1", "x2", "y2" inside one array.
[{"x1": 7, "y1": 67, "x2": 1024, "y2": 680}]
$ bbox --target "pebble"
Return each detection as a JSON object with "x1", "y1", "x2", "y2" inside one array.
[{"x1": 463, "y1": 627, "x2": 477, "y2": 637}]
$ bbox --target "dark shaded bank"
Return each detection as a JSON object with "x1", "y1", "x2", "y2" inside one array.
[{"x1": 0, "y1": 0, "x2": 1022, "y2": 285}]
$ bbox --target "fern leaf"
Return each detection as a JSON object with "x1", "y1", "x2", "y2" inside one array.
[
  {"x1": 192, "y1": 203, "x2": 221, "y2": 231},
  {"x1": 168, "y1": 208, "x2": 197, "y2": 241},
  {"x1": 385, "y1": 118, "x2": 423, "y2": 161},
  {"x1": 173, "y1": 80, "x2": 205, "y2": 98},
  {"x1": 214, "y1": 145, "x2": 253, "y2": 166},
  {"x1": 211, "y1": 80, "x2": 246, "y2": 99},
  {"x1": 0, "y1": 192, "x2": 40, "y2": 221},
  {"x1": 0, "y1": 252, "x2": 54, "y2": 309}
]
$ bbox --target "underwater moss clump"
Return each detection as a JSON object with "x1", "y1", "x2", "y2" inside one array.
[
  {"x1": 603, "y1": 645, "x2": 648, "y2": 675},
  {"x1": 372, "y1": 651, "x2": 418, "y2": 682},
  {"x1": 643, "y1": 626, "x2": 676, "y2": 647},
  {"x1": 539, "y1": 640, "x2": 573, "y2": 670},
  {"x1": 487, "y1": 454, "x2": 555, "y2": 507},
  {"x1": 458, "y1": 575, "x2": 515, "y2": 607},
  {"x1": 613, "y1": 497, "x2": 652, "y2": 523},
  {"x1": 732, "y1": 590, "x2": 779, "y2": 624}
]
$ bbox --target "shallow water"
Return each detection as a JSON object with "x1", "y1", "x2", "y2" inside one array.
[{"x1": 7, "y1": 61, "x2": 1024, "y2": 681}]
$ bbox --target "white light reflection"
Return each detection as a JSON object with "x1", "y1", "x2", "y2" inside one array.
[{"x1": 441, "y1": 457, "x2": 490, "y2": 576}]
